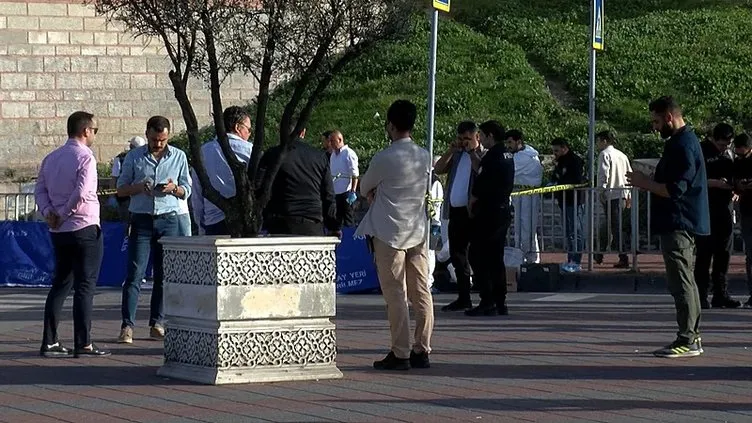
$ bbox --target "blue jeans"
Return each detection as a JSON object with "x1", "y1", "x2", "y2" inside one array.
[
  {"x1": 564, "y1": 205, "x2": 585, "y2": 264},
  {"x1": 177, "y1": 213, "x2": 192, "y2": 236},
  {"x1": 121, "y1": 213, "x2": 179, "y2": 329}
]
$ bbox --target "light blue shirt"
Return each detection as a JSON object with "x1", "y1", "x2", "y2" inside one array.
[
  {"x1": 117, "y1": 144, "x2": 192, "y2": 216},
  {"x1": 191, "y1": 134, "x2": 252, "y2": 228}
]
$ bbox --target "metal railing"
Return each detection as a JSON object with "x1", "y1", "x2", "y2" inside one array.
[
  {"x1": 507, "y1": 185, "x2": 748, "y2": 272},
  {"x1": 1, "y1": 193, "x2": 38, "y2": 221}
]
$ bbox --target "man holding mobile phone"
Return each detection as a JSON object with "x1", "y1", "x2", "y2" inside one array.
[
  {"x1": 434, "y1": 121, "x2": 486, "y2": 312},
  {"x1": 115, "y1": 116, "x2": 191, "y2": 345}
]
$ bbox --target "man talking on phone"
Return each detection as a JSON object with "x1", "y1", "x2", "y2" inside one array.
[
  {"x1": 116, "y1": 116, "x2": 191, "y2": 345},
  {"x1": 434, "y1": 121, "x2": 486, "y2": 312}
]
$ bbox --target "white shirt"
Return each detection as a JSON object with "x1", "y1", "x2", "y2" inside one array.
[
  {"x1": 598, "y1": 145, "x2": 632, "y2": 200},
  {"x1": 111, "y1": 155, "x2": 122, "y2": 177},
  {"x1": 191, "y1": 134, "x2": 253, "y2": 227},
  {"x1": 449, "y1": 152, "x2": 471, "y2": 207},
  {"x1": 356, "y1": 138, "x2": 430, "y2": 250},
  {"x1": 513, "y1": 145, "x2": 543, "y2": 186},
  {"x1": 330, "y1": 145, "x2": 359, "y2": 194}
]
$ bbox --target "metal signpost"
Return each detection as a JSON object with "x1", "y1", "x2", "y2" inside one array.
[
  {"x1": 426, "y1": 0, "x2": 449, "y2": 241},
  {"x1": 587, "y1": 0, "x2": 603, "y2": 271}
]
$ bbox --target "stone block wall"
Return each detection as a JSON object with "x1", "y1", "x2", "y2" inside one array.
[{"x1": 0, "y1": 0, "x2": 258, "y2": 177}]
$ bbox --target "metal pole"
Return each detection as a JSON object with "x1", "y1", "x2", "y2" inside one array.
[
  {"x1": 587, "y1": 1, "x2": 597, "y2": 272},
  {"x1": 426, "y1": 9, "x2": 438, "y2": 242}
]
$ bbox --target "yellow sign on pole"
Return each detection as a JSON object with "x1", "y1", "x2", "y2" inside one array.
[{"x1": 433, "y1": 0, "x2": 450, "y2": 13}]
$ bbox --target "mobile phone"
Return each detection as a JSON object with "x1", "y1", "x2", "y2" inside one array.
[{"x1": 154, "y1": 183, "x2": 167, "y2": 191}]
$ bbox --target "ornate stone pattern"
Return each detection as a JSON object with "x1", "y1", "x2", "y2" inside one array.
[
  {"x1": 164, "y1": 328, "x2": 218, "y2": 368},
  {"x1": 163, "y1": 250, "x2": 218, "y2": 285},
  {"x1": 215, "y1": 250, "x2": 336, "y2": 286},
  {"x1": 163, "y1": 328, "x2": 337, "y2": 369}
]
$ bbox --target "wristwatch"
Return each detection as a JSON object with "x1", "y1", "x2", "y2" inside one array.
[{"x1": 172, "y1": 186, "x2": 179, "y2": 195}]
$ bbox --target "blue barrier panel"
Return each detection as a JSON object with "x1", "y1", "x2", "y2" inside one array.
[
  {"x1": 0, "y1": 221, "x2": 128, "y2": 287},
  {"x1": 335, "y1": 227, "x2": 380, "y2": 294},
  {"x1": 1, "y1": 222, "x2": 380, "y2": 293}
]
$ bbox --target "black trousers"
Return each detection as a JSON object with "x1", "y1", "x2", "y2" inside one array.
[
  {"x1": 335, "y1": 193, "x2": 355, "y2": 227},
  {"x1": 449, "y1": 206, "x2": 472, "y2": 302},
  {"x1": 694, "y1": 207, "x2": 732, "y2": 299},
  {"x1": 42, "y1": 225, "x2": 103, "y2": 349},
  {"x1": 265, "y1": 216, "x2": 324, "y2": 236},
  {"x1": 469, "y1": 209, "x2": 512, "y2": 307}
]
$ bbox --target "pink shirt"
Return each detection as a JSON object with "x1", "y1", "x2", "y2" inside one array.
[{"x1": 34, "y1": 139, "x2": 100, "y2": 233}]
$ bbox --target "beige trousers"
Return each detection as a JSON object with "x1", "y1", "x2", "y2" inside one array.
[{"x1": 372, "y1": 237, "x2": 434, "y2": 359}]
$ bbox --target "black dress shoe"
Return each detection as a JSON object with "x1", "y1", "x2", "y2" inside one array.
[
  {"x1": 497, "y1": 304, "x2": 509, "y2": 315},
  {"x1": 711, "y1": 295, "x2": 741, "y2": 309},
  {"x1": 40, "y1": 343, "x2": 71, "y2": 358},
  {"x1": 441, "y1": 299, "x2": 472, "y2": 312},
  {"x1": 373, "y1": 351, "x2": 409, "y2": 371},
  {"x1": 465, "y1": 304, "x2": 498, "y2": 316},
  {"x1": 409, "y1": 350, "x2": 430, "y2": 369},
  {"x1": 74, "y1": 344, "x2": 111, "y2": 358}
]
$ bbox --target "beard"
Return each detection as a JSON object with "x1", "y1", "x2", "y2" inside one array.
[{"x1": 659, "y1": 124, "x2": 674, "y2": 139}]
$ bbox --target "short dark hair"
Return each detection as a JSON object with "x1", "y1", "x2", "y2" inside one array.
[
  {"x1": 713, "y1": 123, "x2": 734, "y2": 141},
  {"x1": 649, "y1": 96, "x2": 682, "y2": 116},
  {"x1": 223, "y1": 106, "x2": 250, "y2": 133},
  {"x1": 506, "y1": 129, "x2": 524, "y2": 142},
  {"x1": 734, "y1": 133, "x2": 752, "y2": 149},
  {"x1": 322, "y1": 130, "x2": 333, "y2": 139},
  {"x1": 479, "y1": 120, "x2": 505, "y2": 142},
  {"x1": 67, "y1": 111, "x2": 94, "y2": 137},
  {"x1": 146, "y1": 116, "x2": 171, "y2": 133},
  {"x1": 386, "y1": 100, "x2": 417, "y2": 132},
  {"x1": 597, "y1": 130, "x2": 616, "y2": 144},
  {"x1": 551, "y1": 137, "x2": 569, "y2": 148},
  {"x1": 457, "y1": 121, "x2": 478, "y2": 135}
]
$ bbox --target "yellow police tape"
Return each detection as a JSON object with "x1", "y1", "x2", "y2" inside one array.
[{"x1": 510, "y1": 183, "x2": 589, "y2": 197}]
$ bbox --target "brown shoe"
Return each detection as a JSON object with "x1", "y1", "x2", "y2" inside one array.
[
  {"x1": 118, "y1": 327, "x2": 133, "y2": 344},
  {"x1": 150, "y1": 324, "x2": 165, "y2": 341}
]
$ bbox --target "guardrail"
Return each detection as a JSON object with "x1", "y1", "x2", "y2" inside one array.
[{"x1": 0, "y1": 193, "x2": 38, "y2": 221}]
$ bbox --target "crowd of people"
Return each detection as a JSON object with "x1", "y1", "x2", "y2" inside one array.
[{"x1": 31, "y1": 95, "x2": 752, "y2": 365}]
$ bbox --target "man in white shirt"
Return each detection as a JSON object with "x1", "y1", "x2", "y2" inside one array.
[
  {"x1": 112, "y1": 136, "x2": 147, "y2": 223},
  {"x1": 595, "y1": 131, "x2": 632, "y2": 268},
  {"x1": 357, "y1": 100, "x2": 433, "y2": 371},
  {"x1": 329, "y1": 130, "x2": 359, "y2": 227},
  {"x1": 434, "y1": 121, "x2": 485, "y2": 312},
  {"x1": 191, "y1": 106, "x2": 253, "y2": 235},
  {"x1": 505, "y1": 130, "x2": 543, "y2": 264}
]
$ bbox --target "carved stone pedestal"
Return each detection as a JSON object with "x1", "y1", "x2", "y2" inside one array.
[{"x1": 156, "y1": 236, "x2": 343, "y2": 385}]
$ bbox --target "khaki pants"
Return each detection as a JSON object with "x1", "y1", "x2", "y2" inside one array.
[
  {"x1": 372, "y1": 237, "x2": 434, "y2": 359},
  {"x1": 660, "y1": 230, "x2": 701, "y2": 342}
]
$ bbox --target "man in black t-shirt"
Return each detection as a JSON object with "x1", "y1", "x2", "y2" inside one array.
[
  {"x1": 550, "y1": 138, "x2": 587, "y2": 272},
  {"x1": 732, "y1": 133, "x2": 752, "y2": 308},
  {"x1": 695, "y1": 124, "x2": 741, "y2": 309}
]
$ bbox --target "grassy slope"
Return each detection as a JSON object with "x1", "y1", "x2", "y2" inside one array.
[
  {"x1": 300, "y1": 18, "x2": 592, "y2": 167},
  {"x1": 455, "y1": 1, "x2": 752, "y2": 157}
]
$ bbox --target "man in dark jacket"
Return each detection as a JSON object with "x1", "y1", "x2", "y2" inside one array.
[
  {"x1": 695, "y1": 123, "x2": 740, "y2": 309},
  {"x1": 466, "y1": 120, "x2": 515, "y2": 317},
  {"x1": 628, "y1": 96, "x2": 708, "y2": 358},
  {"x1": 254, "y1": 128, "x2": 339, "y2": 236},
  {"x1": 550, "y1": 138, "x2": 586, "y2": 272},
  {"x1": 732, "y1": 133, "x2": 752, "y2": 309}
]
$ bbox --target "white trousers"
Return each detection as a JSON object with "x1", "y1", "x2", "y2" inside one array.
[{"x1": 513, "y1": 195, "x2": 540, "y2": 264}]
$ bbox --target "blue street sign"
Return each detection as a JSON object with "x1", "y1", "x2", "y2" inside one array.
[{"x1": 593, "y1": 0, "x2": 604, "y2": 50}]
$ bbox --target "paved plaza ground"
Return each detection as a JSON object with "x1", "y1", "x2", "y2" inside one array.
[{"x1": 1, "y1": 261, "x2": 751, "y2": 423}]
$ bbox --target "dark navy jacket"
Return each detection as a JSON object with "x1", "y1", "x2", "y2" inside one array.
[
  {"x1": 472, "y1": 143, "x2": 515, "y2": 214},
  {"x1": 652, "y1": 126, "x2": 710, "y2": 236}
]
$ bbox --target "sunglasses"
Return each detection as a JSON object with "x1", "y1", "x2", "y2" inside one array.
[{"x1": 87, "y1": 127, "x2": 99, "y2": 134}]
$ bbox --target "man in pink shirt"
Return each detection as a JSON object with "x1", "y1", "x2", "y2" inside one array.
[{"x1": 34, "y1": 111, "x2": 110, "y2": 358}]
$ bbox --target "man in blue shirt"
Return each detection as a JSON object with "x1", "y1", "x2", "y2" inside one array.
[
  {"x1": 115, "y1": 116, "x2": 192, "y2": 344},
  {"x1": 191, "y1": 106, "x2": 253, "y2": 236},
  {"x1": 628, "y1": 96, "x2": 709, "y2": 358}
]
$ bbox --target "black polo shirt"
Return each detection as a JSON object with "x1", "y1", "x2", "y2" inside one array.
[
  {"x1": 700, "y1": 140, "x2": 733, "y2": 212},
  {"x1": 733, "y1": 153, "x2": 752, "y2": 216},
  {"x1": 472, "y1": 143, "x2": 515, "y2": 214}
]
